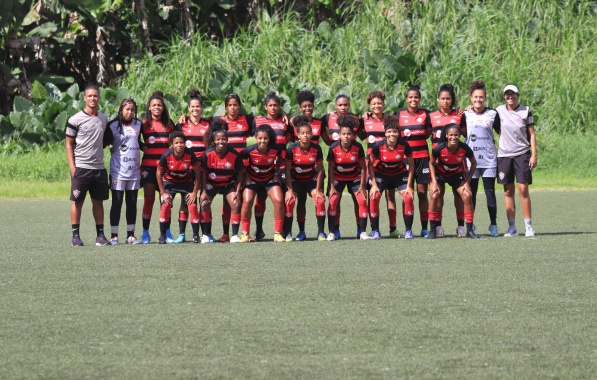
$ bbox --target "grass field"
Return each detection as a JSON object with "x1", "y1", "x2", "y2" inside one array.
[{"x1": 1, "y1": 191, "x2": 596, "y2": 379}]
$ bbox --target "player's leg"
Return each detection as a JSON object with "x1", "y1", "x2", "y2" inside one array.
[
  {"x1": 482, "y1": 174, "x2": 498, "y2": 236},
  {"x1": 309, "y1": 186, "x2": 327, "y2": 240},
  {"x1": 456, "y1": 180, "x2": 477, "y2": 238},
  {"x1": 219, "y1": 200, "x2": 232, "y2": 242},
  {"x1": 89, "y1": 169, "x2": 109, "y2": 246},
  {"x1": 175, "y1": 197, "x2": 189, "y2": 243},
  {"x1": 200, "y1": 189, "x2": 215, "y2": 243},
  {"x1": 295, "y1": 191, "x2": 308, "y2": 240},
  {"x1": 427, "y1": 181, "x2": 445, "y2": 239},
  {"x1": 110, "y1": 189, "x2": 125, "y2": 244},
  {"x1": 268, "y1": 183, "x2": 286, "y2": 242},
  {"x1": 254, "y1": 191, "x2": 267, "y2": 241},
  {"x1": 224, "y1": 187, "x2": 242, "y2": 242},
  {"x1": 124, "y1": 189, "x2": 140, "y2": 244},
  {"x1": 240, "y1": 187, "x2": 257, "y2": 242}
]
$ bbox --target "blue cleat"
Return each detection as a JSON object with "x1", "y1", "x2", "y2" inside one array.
[
  {"x1": 420, "y1": 229, "x2": 429, "y2": 238},
  {"x1": 166, "y1": 229, "x2": 174, "y2": 243},
  {"x1": 371, "y1": 230, "x2": 381, "y2": 239},
  {"x1": 356, "y1": 229, "x2": 362, "y2": 239},
  {"x1": 141, "y1": 230, "x2": 151, "y2": 244},
  {"x1": 404, "y1": 230, "x2": 414, "y2": 239},
  {"x1": 295, "y1": 231, "x2": 307, "y2": 241},
  {"x1": 173, "y1": 233, "x2": 185, "y2": 243},
  {"x1": 334, "y1": 230, "x2": 341, "y2": 240}
]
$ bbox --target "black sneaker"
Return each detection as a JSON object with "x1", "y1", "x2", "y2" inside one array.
[
  {"x1": 158, "y1": 236, "x2": 167, "y2": 244},
  {"x1": 95, "y1": 235, "x2": 110, "y2": 246},
  {"x1": 426, "y1": 229, "x2": 437, "y2": 239},
  {"x1": 255, "y1": 230, "x2": 266, "y2": 242},
  {"x1": 193, "y1": 235, "x2": 200, "y2": 243},
  {"x1": 466, "y1": 230, "x2": 479, "y2": 239},
  {"x1": 72, "y1": 235, "x2": 84, "y2": 247}
]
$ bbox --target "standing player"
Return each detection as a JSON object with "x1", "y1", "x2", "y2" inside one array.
[
  {"x1": 240, "y1": 124, "x2": 285, "y2": 242},
  {"x1": 285, "y1": 119, "x2": 327, "y2": 241},
  {"x1": 290, "y1": 90, "x2": 323, "y2": 144},
  {"x1": 396, "y1": 85, "x2": 432, "y2": 237},
  {"x1": 104, "y1": 98, "x2": 142, "y2": 245},
  {"x1": 496, "y1": 84, "x2": 537, "y2": 237},
  {"x1": 462, "y1": 80, "x2": 500, "y2": 237},
  {"x1": 428, "y1": 124, "x2": 478, "y2": 239},
  {"x1": 199, "y1": 120, "x2": 246, "y2": 243},
  {"x1": 156, "y1": 131, "x2": 201, "y2": 243},
  {"x1": 429, "y1": 84, "x2": 465, "y2": 237},
  {"x1": 140, "y1": 91, "x2": 175, "y2": 244},
  {"x1": 65, "y1": 84, "x2": 110, "y2": 246},
  {"x1": 327, "y1": 116, "x2": 370, "y2": 240},
  {"x1": 368, "y1": 115, "x2": 415, "y2": 239}
]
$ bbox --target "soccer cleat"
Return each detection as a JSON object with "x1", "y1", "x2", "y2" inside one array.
[
  {"x1": 420, "y1": 229, "x2": 429, "y2": 238},
  {"x1": 173, "y1": 233, "x2": 186, "y2": 244},
  {"x1": 504, "y1": 228, "x2": 518, "y2": 237},
  {"x1": 488, "y1": 225, "x2": 498, "y2": 237},
  {"x1": 126, "y1": 236, "x2": 140, "y2": 245},
  {"x1": 334, "y1": 230, "x2": 341, "y2": 240},
  {"x1": 201, "y1": 234, "x2": 215, "y2": 244},
  {"x1": 327, "y1": 232, "x2": 336, "y2": 241},
  {"x1": 318, "y1": 233, "x2": 327, "y2": 241},
  {"x1": 371, "y1": 230, "x2": 381, "y2": 239},
  {"x1": 285, "y1": 233, "x2": 293, "y2": 242},
  {"x1": 404, "y1": 230, "x2": 414, "y2": 239},
  {"x1": 95, "y1": 235, "x2": 110, "y2": 246},
  {"x1": 230, "y1": 235, "x2": 241, "y2": 243},
  {"x1": 165, "y1": 229, "x2": 174, "y2": 243},
  {"x1": 295, "y1": 231, "x2": 307, "y2": 241},
  {"x1": 158, "y1": 236, "x2": 167, "y2": 244},
  {"x1": 141, "y1": 230, "x2": 151, "y2": 244},
  {"x1": 217, "y1": 234, "x2": 230, "y2": 243},
  {"x1": 359, "y1": 231, "x2": 371, "y2": 240},
  {"x1": 436, "y1": 226, "x2": 445, "y2": 238},
  {"x1": 389, "y1": 230, "x2": 400, "y2": 238},
  {"x1": 239, "y1": 234, "x2": 252, "y2": 243},
  {"x1": 467, "y1": 230, "x2": 479, "y2": 239},
  {"x1": 426, "y1": 229, "x2": 437, "y2": 239},
  {"x1": 356, "y1": 229, "x2": 362, "y2": 239},
  {"x1": 192, "y1": 235, "x2": 200, "y2": 243},
  {"x1": 255, "y1": 230, "x2": 266, "y2": 242},
  {"x1": 110, "y1": 236, "x2": 118, "y2": 245},
  {"x1": 456, "y1": 226, "x2": 465, "y2": 238},
  {"x1": 273, "y1": 233, "x2": 286, "y2": 243},
  {"x1": 525, "y1": 226, "x2": 535, "y2": 237},
  {"x1": 72, "y1": 235, "x2": 84, "y2": 247}
]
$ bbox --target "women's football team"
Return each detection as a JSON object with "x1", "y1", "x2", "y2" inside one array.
[{"x1": 105, "y1": 82, "x2": 537, "y2": 244}]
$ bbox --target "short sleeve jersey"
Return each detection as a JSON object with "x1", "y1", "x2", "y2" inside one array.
[
  {"x1": 496, "y1": 104, "x2": 534, "y2": 157},
  {"x1": 360, "y1": 116, "x2": 386, "y2": 154},
  {"x1": 432, "y1": 142, "x2": 474, "y2": 177},
  {"x1": 200, "y1": 148, "x2": 245, "y2": 187},
  {"x1": 141, "y1": 119, "x2": 172, "y2": 167},
  {"x1": 177, "y1": 118, "x2": 210, "y2": 159},
  {"x1": 65, "y1": 110, "x2": 109, "y2": 170},
  {"x1": 214, "y1": 114, "x2": 254, "y2": 153},
  {"x1": 462, "y1": 108, "x2": 500, "y2": 168},
  {"x1": 104, "y1": 118, "x2": 142, "y2": 181},
  {"x1": 429, "y1": 110, "x2": 463, "y2": 149},
  {"x1": 285, "y1": 142, "x2": 323, "y2": 182},
  {"x1": 292, "y1": 118, "x2": 323, "y2": 145},
  {"x1": 327, "y1": 140, "x2": 365, "y2": 182},
  {"x1": 369, "y1": 139, "x2": 412, "y2": 177},
  {"x1": 241, "y1": 145, "x2": 281, "y2": 182},
  {"x1": 321, "y1": 113, "x2": 359, "y2": 144},
  {"x1": 158, "y1": 148, "x2": 199, "y2": 184},
  {"x1": 396, "y1": 109, "x2": 431, "y2": 159}
]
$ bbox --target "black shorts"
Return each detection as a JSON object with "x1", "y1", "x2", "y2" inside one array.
[
  {"x1": 70, "y1": 167, "x2": 109, "y2": 202},
  {"x1": 328, "y1": 179, "x2": 362, "y2": 195},
  {"x1": 291, "y1": 179, "x2": 318, "y2": 196},
  {"x1": 205, "y1": 183, "x2": 237, "y2": 199},
  {"x1": 369, "y1": 173, "x2": 409, "y2": 192},
  {"x1": 497, "y1": 153, "x2": 532, "y2": 185},
  {"x1": 412, "y1": 157, "x2": 430, "y2": 185},
  {"x1": 140, "y1": 166, "x2": 158, "y2": 187},
  {"x1": 435, "y1": 173, "x2": 466, "y2": 188},
  {"x1": 245, "y1": 178, "x2": 280, "y2": 193},
  {"x1": 162, "y1": 181, "x2": 197, "y2": 204}
]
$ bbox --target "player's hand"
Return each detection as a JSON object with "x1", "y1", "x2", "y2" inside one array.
[
  {"x1": 328, "y1": 187, "x2": 337, "y2": 198},
  {"x1": 110, "y1": 146, "x2": 115, "y2": 154},
  {"x1": 455, "y1": 107, "x2": 464, "y2": 115},
  {"x1": 161, "y1": 192, "x2": 172, "y2": 205},
  {"x1": 362, "y1": 111, "x2": 372, "y2": 119},
  {"x1": 406, "y1": 186, "x2": 415, "y2": 199},
  {"x1": 430, "y1": 182, "x2": 439, "y2": 195},
  {"x1": 185, "y1": 192, "x2": 196, "y2": 205},
  {"x1": 358, "y1": 187, "x2": 367, "y2": 198},
  {"x1": 529, "y1": 155, "x2": 537, "y2": 170},
  {"x1": 369, "y1": 184, "x2": 380, "y2": 196},
  {"x1": 178, "y1": 114, "x2": 189, "y2": 124},
  {"x1": 314, "y1": 190, "x2": 325, "y2": 201},
  {"x1": 200, "y1": 192, "x2": 210, "y2": 204},
  {"x1": 285, "y1": 190, "x2": 296, "y2": 203}
]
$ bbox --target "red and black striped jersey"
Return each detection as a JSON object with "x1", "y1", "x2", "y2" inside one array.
[
  {"x1": 359, "y1": 116, "x2": 386, "y2": 154},
  {"x1": 396, "y1": 109, "x2": 431, "y2": 159},
  {"x1": 158, "y1": 148, "x2": 199, "y2": 184},
  {"x1": 141, "y1": 119, "x2": 173, "y2": 167},
  {"x1": 241, "y1": 144, "x2": 281, "y2": 182},
  {"x1": 200, "y1": 147, "x2": 245, "y2": 186},
  {"x1": 327, "y1": 140, "x2": 365, "y2": 182},
  {"x1": 431, "y1": 141, "x2": 473, "y2": 177},
  {"x1": 429, "y1": 110, "x2": 463, "y2": 149},
  {"x1": 369, "y1": 139, "x2": 412, "y2": 177},
  {"x1": 177, "y1": 118, "x2": 210, "y2": 159},
  {"x1": 285, "y1": 142, "x2": 323, "y2": 182},
  {"x1": 292, "y1": 117, "x2": 322, "y2": 145},
  {"x1": 320, "y1": 113, "x2": 359, "y2": 145},
  {"x1": 214, "y1": 114, "x2": 254, "y2": 153},
  {"x1": 251, "y1": 116, "x2": 291, "y2": 165}
]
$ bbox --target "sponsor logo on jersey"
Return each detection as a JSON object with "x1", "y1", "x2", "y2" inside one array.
[
  {"x1": 295, "y1": 167, "x2": 303, "y2": 174},
  {"x1": 332, "y1": 132, "x2": 339, "y2": 140},
  {"x1": 368, "y1": 135, "x2": 376, "y2": 144},
  {"x1": 209, "y1": 173, "x2": 217, "y2": 179},
  {"x1": 185, "y1": 140, "x2": 193, "y2": 148},
  {"x1": 148, "y1": 136, "x2": 156, "y2": 144}
]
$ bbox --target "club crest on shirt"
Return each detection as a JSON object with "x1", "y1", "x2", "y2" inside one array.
[
  {"x1": 499, "y1": 171, "x2": 505, "y2": 180},
  {"x1": 72, "y1": 190, "x2": 80, "y2": 199},
  {"x1": 225, "y1": 162, "x2": 231, "y2": 169},
  {"x1": 141, "y1": 169, "x2": 148, "y2": 178}
]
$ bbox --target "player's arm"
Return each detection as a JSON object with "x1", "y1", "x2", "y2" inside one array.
[
  {"x1": 428, "y1": 150, "x2": 439, "y2": 195},
  {"x1": 156, "y1": 166, "x2": 172, "y2": 205},
  {"x1": 528, "y1": 124, "x2": 537, "y2": 169},
  {"x1": 357, "y1": 158, "x2": 367, "y2": 198},
  {"x1": 66, "y1": 136, "x2": 77, "y2": 177},
  {"x1": 314, "y1": 161, "x2": 325, "y2": 201},
  {"x1": 368, "y1": 154, "x2": 380, "y2": 195},
  {"x1": 356, "y1": 118, "x2": 366, "y2": 140},
  {"x1": 187, "y1": 163, "x2": 201, "y2": 205}
]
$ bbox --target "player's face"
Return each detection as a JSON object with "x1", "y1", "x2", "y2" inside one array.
[
  {"x1": 149, "y1": 99, "x2": 164, "y2": 119},
  {"x1": 172, "y1": 137, "x2": 185, "y2": 154},
  {"x1": 339, "y1": 127, "x2": 353, "y2": 145},
  {"x1": 297, "y1": 126, "x2": 312, "y2": 145},
  {"x1": 406, "y1": 91, "x2": 420, "y2": 110},
  {"x1": 188, "y1": 99, "x2": 202, "y2": 118},
  {"x1": 446, "y1": 128, "x2": 460, "y2": 148},
  {"x1": 256, "y1": 131, "x2": 270, "y2": 151},
  {"x1": 385, "y1": 128, "x2": 399, "y2": 144},
  {"x1": 226, "y1": 98, "x2": 240, "y2": 118},
  {"x1": 121, "y1": 103, "x2": 136, "y2": 122},
  {"x1": 471, "y1": 90, "x2": 486, "y2": 110},
  {"x1": 84, "y1": 89, "x2": 100, "y2": 109},
  {"x1": 300, "y1": 101, "x2": 314, "y2": 118},
  {"x1": 369, "y1": 97, "x2": 384, "y2": 115},
  {"x1": 438, "y1": 91, "x2": 453, "y2": 111},
  {"x1": 335, "y1": 98, "x2": 350, "y2": 115},
  {"x1": 214, "y1": 132, "x2": 228, "y2": 152},
  {"x1": 265, "y1": 100, "x2": 280, "y2": 118},
  {"x1": 504, "y1": 91, "x2": 519, "y2": 107}
]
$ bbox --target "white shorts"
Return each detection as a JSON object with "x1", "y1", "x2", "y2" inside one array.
[
  {"x1": 110, "y1": 178, "x2": 141, "y2": 191},
  {"x1": 470, "y1": 167, "x2": 496, "y2": 179}
]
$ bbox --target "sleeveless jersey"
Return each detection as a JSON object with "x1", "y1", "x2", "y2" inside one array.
[
  {"x1": 432, "y1": 141, "x2": 474, "y2": 177},
  {"x1": 462, "y1": 108, "x2": 500, "y2": 168},
  {"x1": 104, "y1": 118, "x2": 142, "y2": 181},
  {"x1": 285, "y1": 142, "x2": 323, "y2": 182},
  {"x1": 241, "y1": 145, "x2": 281, "y2": 183},
  {"x1": 177, "y1": 118, "x2": 210, "y2": 159},
  {"x1": 141, "y1": 119, "x2": 172, "y2": 167},
  {"x1": 158, "y1": 148, "x2": 199, "y2": 184},
  {"x1": 396, "y1": 109, "x2": 431, "y2": 159},
  {"x1": 321, "y1": 113, "x2": 359, "y2": 144},
  {"x1": 327, "y1": 140, "x2": 365, "y2": 182},
  {"x1": 429, "y1": 110, "x2": 463, "y2": 149},
  {"x1": 369, "y1": 139, "x2": 412, "y2": 177}
]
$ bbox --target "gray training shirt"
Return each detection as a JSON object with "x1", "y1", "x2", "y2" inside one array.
[
  {"x1": 65, "y1": 110, "x2": 108, "y2": 170},
  {"x1": 496, "y1": 105, "x2": 534, "y2": 157}
]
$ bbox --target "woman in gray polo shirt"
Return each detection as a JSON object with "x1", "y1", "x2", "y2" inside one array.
[{"x1": 496, "y1": 85, "x2": 537, "y2": 237}]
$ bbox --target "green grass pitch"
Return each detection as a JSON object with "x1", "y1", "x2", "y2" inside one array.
[{"x1": 1, "y1": 191, "x2": 596, "y2": 379}]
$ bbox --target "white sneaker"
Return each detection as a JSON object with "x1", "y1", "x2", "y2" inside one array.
[
  {"x1": 230, "y1": 235, "x2": 241, "y2": 243},
  {"x1": 326, "y1": 233, "x2": 335, "y2": 241},
  {"x1": 456, "y1": 226, "x2": 465, "y2": 238},
  {"x1": 504, "y1": 228, "x2": 519, "y2": 237},
  {"x1": 436, "y1": 225, "x2": 445, "y2": 238},
  {"x1": 359, "y1": 231, "x2": 371, "y2": 240},
  {"x1": 201, "y1": 235, "x2": 211, "y2": 244},
  {"x1": 525, "y1": 227, "x2": 535, "y2": 237}
]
